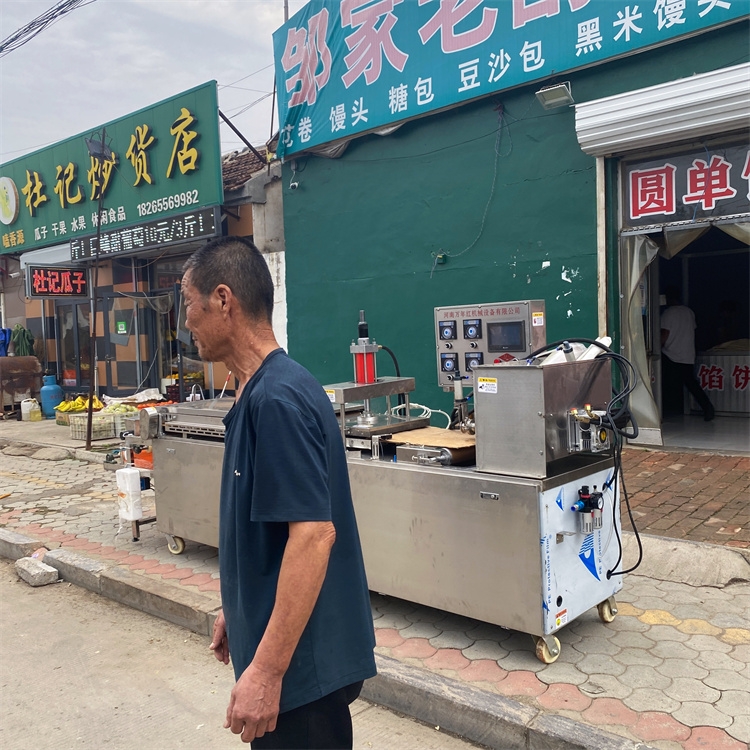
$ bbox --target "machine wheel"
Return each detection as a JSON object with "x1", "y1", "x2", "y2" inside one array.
[
  {"x1": 597, "y1": 599, "x2": 617, "y2": 623},
  {"x1": 535, "y1": 636, "x2": 561, "y2": 664},
  {"x1": 167, "y1": 536, "x2": 186, "y2": 555}
]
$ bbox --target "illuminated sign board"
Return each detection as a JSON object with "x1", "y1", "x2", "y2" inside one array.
[
  {"x1": 26, "y1": 265, "x2": 89, "y2": 299},
  {"x1": 70, "y1": 206, "x2": 219, "y2": 260},
  {"x1": 0, "y1": 82, "x2": 223, "y2": 254},
  {"x1": 272, "y1": 1, "x2": 747, "y2": 158}
]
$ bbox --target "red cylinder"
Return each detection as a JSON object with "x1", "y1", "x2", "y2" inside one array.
[{"x1": 354, "y1": 352, "x2": 376, "y2": 384}]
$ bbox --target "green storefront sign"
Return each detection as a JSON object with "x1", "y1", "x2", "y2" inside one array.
[
  {"x1": 273, "y1": 0, "x2": 748, "y2": 159},
  {"x1": 0, "y1": 81, "x2": 223, "y2": 255}
]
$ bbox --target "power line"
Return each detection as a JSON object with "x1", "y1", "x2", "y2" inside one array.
[
  {"x1": 0, "y1": 0, "x2": 98, "y2": 58},
  {"x1": 218, "y1": 63, "x2": 274, "y2": 89}
]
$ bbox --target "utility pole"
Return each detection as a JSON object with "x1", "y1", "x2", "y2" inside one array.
[{"x1": 84, "y1": 127, "x2": 106, "y2": 451}]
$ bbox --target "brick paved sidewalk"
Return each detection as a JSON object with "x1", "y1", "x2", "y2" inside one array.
[
  {"x1": 621, "y1": 449, "x2": 750, "y2": 552},
  {"x1": 2, "y1": 447, "x2": 749, "y2": 749}
]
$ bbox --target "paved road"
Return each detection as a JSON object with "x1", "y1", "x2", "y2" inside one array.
[{"x1": 0, "y1": 559, "x2": 484, "y2": 750}]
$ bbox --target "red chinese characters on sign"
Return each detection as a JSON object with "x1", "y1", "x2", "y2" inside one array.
[
  {"x1": 733, "y1": 365, "x2": 750, "y2": 392},
  {"x1": 282, "y1": 7, "x2": 333, "y2": 107},
  {"x1": 418, "y1": 0, "x2": 498, "y2": 54},
  {"x1": 742, "y1": 151, "x2": 750, "y2": 199},
  {"x1": 630, "y1": 164, "x2": 677, "y2": 220},
  {"x1": 683, "y1": 155, "x2": 737, "y2": 210},
  {"x1": 698, "y1": 364, "x2": 724, "y2": 391},
  {"x1": 30, "y1": 267, "x2": 87, "y2": 297},
  {"x1": 341, "y1": 0, "x2": 408, "y2": 88}
]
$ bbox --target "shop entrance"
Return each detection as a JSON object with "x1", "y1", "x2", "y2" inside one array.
[
  {"x1": 56, "y1": 301, "x2": 92, "y2": 391},
  {"x1": 101, "y1": 292, "x2": 174, "y2": 396},
  {"x1": 621, "y1": 224, "x2": 749, "y2": 452}
]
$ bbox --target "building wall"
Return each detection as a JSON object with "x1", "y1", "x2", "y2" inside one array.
[{"x1": 281, "y1": 21, "x2": 749, "y2": 412}]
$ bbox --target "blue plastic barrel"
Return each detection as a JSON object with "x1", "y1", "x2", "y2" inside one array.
[{"x1": 40, "y1": 375, "x2": 64, "y2": 419}]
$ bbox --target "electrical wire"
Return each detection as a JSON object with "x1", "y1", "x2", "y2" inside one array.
[
  {"x1": 391, "y1": 402, "x2": 452, "y2": 429},
  {"x1": 0, "y1": 0, "x2": 98, "y2": 58},
  {"x1": 527, "y1": 338, "x2": 643, "y2": 577}
]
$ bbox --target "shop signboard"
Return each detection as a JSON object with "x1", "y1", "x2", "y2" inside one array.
[
  {"x1": 70, "y1": 206, "x2": 219, "y2": 260},
  {"x1": 25, "y1": 265, "x2": 89, "y2": 299},
  {"x1": 622, "y1": 142, "x2": 750, "y2": 229},
  {"x1": 272, "y1": 0, "x2": 747, "y2": 159},
  {"x1": 0, "y1": 82, "x2": 223, "y2": 255}
]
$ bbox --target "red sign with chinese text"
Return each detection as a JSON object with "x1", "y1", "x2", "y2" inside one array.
[
  {"x1": 624, "y1": 143, "x2": 749, "y2": 229},
  {"x1": 26, "y1": 266, "x2": 88, "y2": 299}
]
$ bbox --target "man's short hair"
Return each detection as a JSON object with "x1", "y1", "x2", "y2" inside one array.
[{"x1": 183, "y1": 236, "x2": 274, "y2": 322}]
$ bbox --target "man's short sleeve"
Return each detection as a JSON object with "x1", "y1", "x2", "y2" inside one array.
[{"x1": 250, "y1": 398, "x2": 331, "y2": 523}]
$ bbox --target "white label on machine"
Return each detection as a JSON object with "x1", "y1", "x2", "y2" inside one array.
[
  {"x1": 555, "y1": 609, "x2": 568, "y2": 627},
  {"x1": 476, "y1": 377, "x2": 497, "y2": 394},
  {"x1": 532, "y1": 312, "x2": 544, "y2": 327},
  {"x1": 324, "y1": 389, "x2": 336, "y2": 403}
]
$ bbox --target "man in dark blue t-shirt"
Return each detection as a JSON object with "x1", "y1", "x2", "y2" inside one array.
[{"x1": 182, "y1": 237, "x2": 376, "y2": 748}]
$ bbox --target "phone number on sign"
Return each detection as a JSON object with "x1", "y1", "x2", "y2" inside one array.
[{"x1": 136, "y1": 190, "x2": 200, "y2": 217}]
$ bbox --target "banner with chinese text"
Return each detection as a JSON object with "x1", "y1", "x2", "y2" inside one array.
[
  {"x1": 0, "y1": 82, "x2": 223, "y2": 254},
  {"x1": 272, "y1": 0, "x2": 747, "y2": 159},
  {"x1": 623, "y1": 142, "x2": 749, "y2": 229}
]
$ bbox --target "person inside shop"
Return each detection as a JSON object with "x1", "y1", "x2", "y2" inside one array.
[
  {"x1": 181, "y1": 236, "x2": 376, "y2": 749},
  {"x1": 661, "y1": 285, "x2": 715, "y2": 422}
]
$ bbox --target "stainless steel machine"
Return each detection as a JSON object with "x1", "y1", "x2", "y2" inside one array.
[{"x1": 134, "y1": 301, "x2": 633, "y2": 663}]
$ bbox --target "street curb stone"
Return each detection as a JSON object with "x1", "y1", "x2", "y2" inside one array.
[
  {"x1": 44, "y1": 548, "x2": 111, "y2": 593},
  {"x1": 99, "y1": 565, "x2": 221, "y2": 636},
  {"x1": 15, "y1": 556, "x2": 59, "y2": 586},
  {"x1": 528, "y1": 714, "x2": 655, "y2": 750},
  {"x1": 0, "y1": 528, "x2": 41, "y2": 560},
  {"x1": 364, "y1": 654, "x2": 655, "y2": 750}
]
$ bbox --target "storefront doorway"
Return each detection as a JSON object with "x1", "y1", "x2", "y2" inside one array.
[
  {"x1": 56, "y1": 302, "x2": 91, "y2": 390},
  {"x1": 101, "y1": 291, "x2": 178, "y2": 396},
  {"x1": 622, "y1": 224, "x2": 749, "y2": 452}
]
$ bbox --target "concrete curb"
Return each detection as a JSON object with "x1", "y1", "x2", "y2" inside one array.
[
  {"x1": 1, "y1": 528, "x2": 653, "y2": 750},
  {"x1": 364, "y1": 655, "x2": 654, "y2": 750}
]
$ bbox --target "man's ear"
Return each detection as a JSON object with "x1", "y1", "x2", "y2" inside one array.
[{"x1": 215, "y1": 284, "x2": 232, "y2": 311}]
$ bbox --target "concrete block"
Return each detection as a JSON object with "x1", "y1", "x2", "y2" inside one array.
[
  {"x1": 623, "y1": 532, "x2": 750, "y2": 587},
  {"x1": 100, "y1": 566, "x2": 218, "y2": 636},
  {"x1": 43, "y1": 548, "x2": 110, "y2": 593},
  {"x1": 362, "y1": 654, "x2": 535, "y2": 750},
  {"x1": 529, "y1": 713, "x2": 657, "y2": 750},
  {"x1": 0, "y1": 528, "x2": 41, "y2": 560},
  {"x1": 15, "y1": 557, "x2": 59, "y2": 587}
]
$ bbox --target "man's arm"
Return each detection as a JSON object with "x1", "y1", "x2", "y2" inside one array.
[{"x1": 225, "y1": 519, "x2": 336, "y2": 743}]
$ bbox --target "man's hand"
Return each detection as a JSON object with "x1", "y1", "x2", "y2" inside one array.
[
  {"x1": 209, "y1": 609, "x2": 230, "y2": 665},
  {"x1": 224, "y1": 662, "x2": 283, "y2": 743}
]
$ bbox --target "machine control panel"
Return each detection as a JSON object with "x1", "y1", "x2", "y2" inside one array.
[{"x1": 435, "y1": 300, "x2": 546, "y2": 389}]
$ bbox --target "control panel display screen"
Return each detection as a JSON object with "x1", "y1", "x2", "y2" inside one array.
[{"x1": 487, "y1": 321, "x2": 526, "y2": 352}]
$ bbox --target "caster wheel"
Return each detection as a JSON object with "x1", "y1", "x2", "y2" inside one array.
[
  {"x1": 535, "y1": 636, "x2": 561, "y2": 664},
  {"x1": 597, "y1": 599, "x2": 617, "y2": 623},
  {"x1": 167, "y1": 536, "x2": 186, "y2": 555}
]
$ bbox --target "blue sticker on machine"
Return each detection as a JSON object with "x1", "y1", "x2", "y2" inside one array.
[
  {"x1": 555, "y1": 489, "x2": 564, "y2": 511},
  {"x1": 578, "y1": 533, "x2": 600, "y2": 581}
]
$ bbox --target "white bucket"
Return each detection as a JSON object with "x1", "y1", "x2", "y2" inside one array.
[
  {"x1": 21, "y1": 398, "x2": 42, "y2": 422},
  {"x1": 116, "y1": 467, "x2": 143, "y2": 521}
]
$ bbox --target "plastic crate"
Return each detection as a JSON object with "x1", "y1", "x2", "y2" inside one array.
[{"x1": 69, "y1": 412, "x2": 118, "y2": 441}]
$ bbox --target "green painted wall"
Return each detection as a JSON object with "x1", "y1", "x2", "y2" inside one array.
[{"x1": 281, "y1": 21, "x2": 749, "y2": 416}]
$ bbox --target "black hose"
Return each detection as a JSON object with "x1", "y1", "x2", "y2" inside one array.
[{"x1": 378, "y1": 345, "x2": 404, "y2": 406}]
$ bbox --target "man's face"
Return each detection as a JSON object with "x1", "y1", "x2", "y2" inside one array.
[{"x1": 182, "y1": 271, "x2": 221, "y2": 361}]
